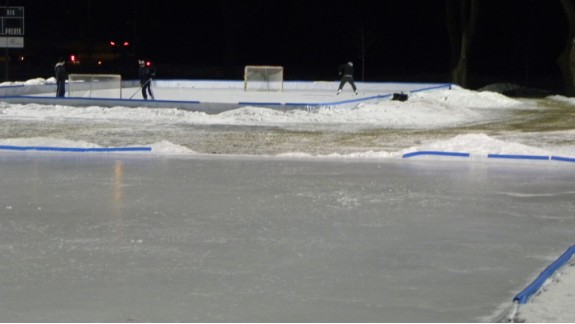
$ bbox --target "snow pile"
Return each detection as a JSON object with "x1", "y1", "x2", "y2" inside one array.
[
  {"x1": 0, "y1": 137, "x2": 101, "y2": 148},
  {"x1": 148, "y1": 140, "x2": 198, "y2": 154},
  {"x1": 402, "y1": 133, "x2": 551, "y2": 156},
  {"x1": 0, "y1": 103, "x2": 197, "y2": 122},
  {"x1": 548, "y1": 95, "x2": 575, "y2": 106},
  {"x1": 411, "y1": 87, "x2": 521, "y2": 108},
  {"x1": 0, "y1": 77, "x2": 51, "y2": 87}
]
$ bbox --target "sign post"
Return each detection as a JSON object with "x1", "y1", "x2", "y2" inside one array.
[{"x1": 1, "y1": 6, "x2": 24, "y2": 81}]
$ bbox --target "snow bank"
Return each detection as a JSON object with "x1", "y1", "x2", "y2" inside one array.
[
  {"x1": 411, "y1": 87, "x2": 522, "y2": 108},
  {"x1": 0, "y1": 77, "x2": 51, "y2": 87}
]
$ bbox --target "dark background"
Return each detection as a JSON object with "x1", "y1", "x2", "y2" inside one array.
[{"x1": 2, "y1": 0, "x2": 569, "y2": 90}]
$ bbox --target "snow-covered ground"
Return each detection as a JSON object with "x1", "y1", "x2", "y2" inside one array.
[
  {"x1": 516, "y1": 259, "x2": 575, "y2": 322},
  {"x1": 1, "y1": 78, "x2": 575, "y2": 322}
]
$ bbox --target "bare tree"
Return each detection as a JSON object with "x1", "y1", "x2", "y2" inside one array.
[
  {"x1": 558, "y1": 0, "x2": 575, "y2": 96},
  {"x1": 350, "y1": 23, "x2": 378, "y2": 81},
  {"x1": 446, "y1": 0, "x2": 479, "y2": 88}
]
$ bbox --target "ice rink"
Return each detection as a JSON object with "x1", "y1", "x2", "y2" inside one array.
[
  {"x1": 1, "y1": 152, "x2": 574, "y2": 322},
  {"x1": 0, "y1": 79, "x2": 452, "y2": 113}
]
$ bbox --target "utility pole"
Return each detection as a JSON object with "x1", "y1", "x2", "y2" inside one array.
[{"x1": 3, "y1": 0, "x2": 9, "y2": 81}]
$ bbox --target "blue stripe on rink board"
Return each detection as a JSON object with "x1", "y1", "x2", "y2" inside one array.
[
  {"x1": 402, "y1": 151, "x2": 470, "y2": 158},
  {"x1": 410, "y1": 83, "x2": 452, "y2": 93},
  {"x1": 403, "y1": 151, "x2": 575, "y2": 163},
  {"x1": 238, "y1": 102, "x2": 283, "y2": 106},
  {"x1": 488, "y1": 154, "x2": 550, "y2": 160},
  {"x1": 285, "y1": 94, "x2": 390, "y2": 107},
  {"x1": 0, "y1": 145, "x2": 152, "y2": 152},
  {"x1": 551, "y1": 156, "x2": 575, "y2": 163}
]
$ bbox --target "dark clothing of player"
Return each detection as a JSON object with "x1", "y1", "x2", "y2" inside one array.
[
  {"x1": 139, "y1": 62, "x2": 156, "y2": 100},
  {"x1": 54, "y1": 60, "x2": 67, "y2": 97},
  {"x1": 337, "y1": 62, "x2": 358, "y2": 94}
]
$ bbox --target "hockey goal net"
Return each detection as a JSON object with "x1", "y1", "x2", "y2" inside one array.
[
  {"x1": 68, "y1": 74, "x2": 122, "y2": 98},
  {"x1": 244, "y1": 66, "x2": 283, "y2": 92}
]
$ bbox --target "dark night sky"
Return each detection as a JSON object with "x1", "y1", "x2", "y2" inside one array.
[{"x1": 7, "y1": 0, "x2": 570, "y2": 88}]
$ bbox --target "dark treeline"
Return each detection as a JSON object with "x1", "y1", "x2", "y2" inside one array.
[{"x1": 5, "y1": 0, "x2": 574, "y2": 93}]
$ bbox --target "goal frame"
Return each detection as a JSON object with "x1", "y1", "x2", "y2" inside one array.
[{"x1": 243, "y1": 65, "x2": 284, "y2": 92}]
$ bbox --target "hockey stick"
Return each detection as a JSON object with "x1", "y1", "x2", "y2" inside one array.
[{"x1": 128, "y1": 78, "x2": 151, "y2": 100}]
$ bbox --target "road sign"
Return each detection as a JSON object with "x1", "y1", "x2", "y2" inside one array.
[
  {"x1": 1, "y1": 7, "x2": 24, "y2": 48},
  {"x1": 0, "y1": 36, "x2": 23, "y2": 48}
]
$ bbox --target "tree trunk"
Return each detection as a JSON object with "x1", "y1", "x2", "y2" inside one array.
[
  {"x1": 446, "y1": 0, "x2": 478, "y2": 88},
  {"x1": 452, "y1": 30, "x2": 469, "y2": 86},
  {"x1": 446, "y1": 0, "x2": 461, "y2": 74},
  {"x1": 351, "y1": 24, "x2": 376, "y2": 82},
  {"x1": 558, "y1": 0, "x2": 575, "y2": 96}
]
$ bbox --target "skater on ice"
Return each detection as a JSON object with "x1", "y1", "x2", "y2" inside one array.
[
  {"x1": 54, "y1": 57, "x2": 67, "y2": 97},
  {"x1": 138, "y1": 59, "x2": 156, "y2": 100},
  {"x1": 337, "y1": 61, "x2": 358, "y2": 96}
]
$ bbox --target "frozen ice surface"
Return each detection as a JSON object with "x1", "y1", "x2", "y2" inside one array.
[{"x1": 1, "y1": 152, "x2": 575, "y2": 322}]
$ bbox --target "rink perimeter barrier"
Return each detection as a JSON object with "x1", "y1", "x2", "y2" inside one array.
[
  {"x1": 0, "y1": 80, "x2": 453, "y2": 112},
  {"x1": 501, "y1": 244, "x2": 575, "y2": 322},
  {"x1": 402, "y1": 151, "x2": 575, "y2": 164},
  {"x1": 0, "y1": 145, "x2": 152, "y2": 153},
  {"x1": 487, "y1": 153, "x2": 550, "y2": 161},
  {"x1": 513, "y1": 244, "x2": 575, "y2": 304}
]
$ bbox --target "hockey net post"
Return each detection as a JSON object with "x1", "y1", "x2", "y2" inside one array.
[
  {"x1": 68, "y1": 74, "x2": 123, "y2": 98},
  {"x1": 244, "y1": 65, "x2": 284, "y2": 92}
]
